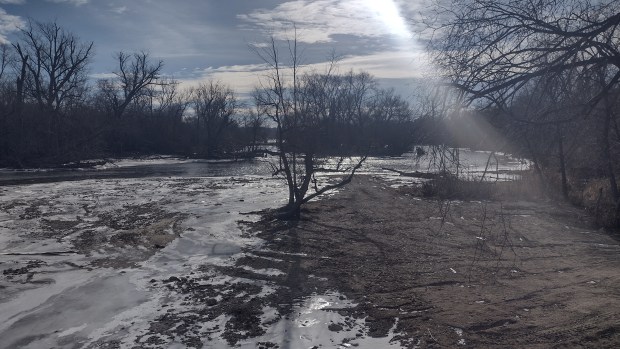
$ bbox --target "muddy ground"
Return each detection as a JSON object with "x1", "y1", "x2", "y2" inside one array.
[
  {"x1": 248, "y1": 175, "x2": 620, "y2": 348},
  {"x1": 2, "y1": 174, "x2": 620, "y2": 348}
]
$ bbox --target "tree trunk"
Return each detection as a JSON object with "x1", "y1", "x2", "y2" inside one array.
[
  {"x1": 556, "y1": 125, "x2": 569, "y2": 200},
  {"x1": 603, "y1": 107, "x2": 619, "y2": 202},
  {"x1": 601, "y1": 108, "x2": 620, "y2": 228}
]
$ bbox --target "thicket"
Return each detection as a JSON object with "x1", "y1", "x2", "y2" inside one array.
[{"x1": 427, "y1": 0, "x2": 620, "y2": 227}]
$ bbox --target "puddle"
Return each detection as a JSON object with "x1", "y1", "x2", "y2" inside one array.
[{"x1": 237, "y1": 293, "x2": 404, "y2": 349}]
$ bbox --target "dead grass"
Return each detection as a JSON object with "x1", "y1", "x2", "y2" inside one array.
[
  {"x1": 420, "y1": 170, "x2": 620, "y2": 228},
  {"x1": 574, "y1": 178, "x2": 619, "y2": 227},
  {"x1": 418, "y1": 171, "x2": 546, "y2": 202}
]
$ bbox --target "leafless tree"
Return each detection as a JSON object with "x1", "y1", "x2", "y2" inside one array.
[
  {"x1": 430, "y1": 0, "x2": 620, "y2": 106},
  {"x1": 430, "y1": 0, "x2": 620, "y2": 212},
  {"x1": 0, "y1": 44, "x2": 15, "y2": 161},
  {"x1": 253, "y1": 34, "x2": 367, "y2": 219},
  {"x1": 241, "y1": 108, "x2": 266, "y2": 153},
  {"x1": 99, "y1": 51, "x2": 163, "y2": 119},
  {"x1": 189, "y1": 80, "x2": 238, "y2": 157},
  {"x1": 13, "y1": 20, "x2": 93, "y2": 113},
  {"x1": 11, "y1": 20, "x2": 93, "y2": 155}
]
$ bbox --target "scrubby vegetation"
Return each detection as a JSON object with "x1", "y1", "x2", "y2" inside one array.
[{"x1": 423, "y1": 0, "x2": 620, "y2": 227}]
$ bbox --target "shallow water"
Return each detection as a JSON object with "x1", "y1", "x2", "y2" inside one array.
[
  {"x1": 0, "y1": 159, "x2": 273, "y2": 185},
  {"x1": 0, "y1": 148, "x2": 528, "y2": 186}
]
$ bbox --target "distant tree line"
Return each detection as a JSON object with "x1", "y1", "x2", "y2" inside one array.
[
  {"x1": 428, "y1": 0, "x2": 620, "y2": 226},
  {"x1": 257, "y1": 70, "x2": 414, "y2": 157},
  {"x1": 0, "y1": 20, "x2": 270, "y2": 167},
  {"x1": 0, "y1": 20, "x2": 418, "y2": 168}
]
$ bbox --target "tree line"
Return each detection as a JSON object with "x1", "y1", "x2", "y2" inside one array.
[{"x1": 0, "y1": 20, "x2": 417, "y2": 169}]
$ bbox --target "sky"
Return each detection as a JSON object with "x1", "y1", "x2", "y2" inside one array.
[{"x1": 0, "y1": 0, "x2": 434, "y2": 101}]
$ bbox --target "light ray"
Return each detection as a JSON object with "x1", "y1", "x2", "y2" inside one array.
[{"x1": 362, "y1": 0, "x2": 412, "y2": 39}]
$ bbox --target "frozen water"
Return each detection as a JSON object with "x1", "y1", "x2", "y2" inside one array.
[
  {"x1": 0, "y1": 173, "x2": 286, "y2": 348},
  {"x1": 0, "y1": 152, "x2": 528, "y2": 347}
]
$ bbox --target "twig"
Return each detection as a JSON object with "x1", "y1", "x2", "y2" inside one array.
[{"x1": 427, "y1": 328, "x2": 437, "y2": 342}]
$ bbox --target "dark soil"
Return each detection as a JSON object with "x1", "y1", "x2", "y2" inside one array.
[
  {"x1": 6, "y1": 174, "x2": 619, "y2": 348},
  {"x1": 247, "y1": 175, "x2": 620, "y2": 348}
]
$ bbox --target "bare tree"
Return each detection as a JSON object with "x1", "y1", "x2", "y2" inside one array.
[
  {"x1": 189, "y1": 80, "x2": 238, "y2": 157},
  {"x1": 240, "y1": 108, "x2": 266, "y2": 153},
  {"x1": 11, "y1": 20, "x2": 93, "y2": 155},
  {"x1": 430, "y1": 0, "x2": 620, "y2": 105},
  {"x1": 0, "y1": 44, "x2": 15, "y2": 161},
  {"x1": 99, "y1": 51, "x2": 163, "y2": 119},
  {"x1": 429, "y1": 0, "x2": 620, "y2": 223},
  {"x1": 253, "y1": 34, "x2": 367, "y2": 219},
  {"x1": 13, "y1": 20, "x2": 93, "y2": 113},
  {"x1": 145, "y1": 78, "x2": 190, "y2": 152}
]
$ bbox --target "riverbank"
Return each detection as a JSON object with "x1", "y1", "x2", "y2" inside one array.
[
  {"x1": 251, "y1": 175, "x2": 620, "y2": 348},
  {"x1": 2, "y1": 172, "x2": 618, "y2": 348}
]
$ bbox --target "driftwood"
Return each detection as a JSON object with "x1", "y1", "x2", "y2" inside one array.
[{"x1": 381, "y1": 167, "x2": 441, "y2": 179}]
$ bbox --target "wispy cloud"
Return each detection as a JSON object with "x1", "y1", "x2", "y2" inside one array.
[
  {"x1": 110, "y1": 5, "x2": 127, "y2": 15},
  {"x1": 0, "y1": 0, "x2": 91, "y2": 5},
  {"x1": 177, "y1": 63, "x2": 272, "y2": 96},
  {"x1": 45, "y1": 0, "x2": 89, "y2": 6},
  {"x1": 238, "y1": 0, "x2": 422, "y2": 44},
  {"x1": 235, "y1": 0, "x2": 436, "y2": 96},
  {"x1": 177, "y1": 49, "x2": 431, "y2": 100},
  {"x1": 0, "y1": 8, "x2": 24, "y2": 43},
  {"x1": 0, "y1": 0, "x2": 26, "y2": 4},
  {"x1": 89, "y1": 72, "x2": 117, "y2": 80}
]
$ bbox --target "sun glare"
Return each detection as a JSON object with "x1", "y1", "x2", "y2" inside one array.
[{"x1": 363, "y1": 0, "x2": 412, "y2": 39}]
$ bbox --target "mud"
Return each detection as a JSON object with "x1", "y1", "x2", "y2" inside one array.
[
  {"x1": 2, "y1": 172, "x2": 619, "y2": 348},
  {"x1": 249, "y1": 175, "x2": 620, "y2": 348}
]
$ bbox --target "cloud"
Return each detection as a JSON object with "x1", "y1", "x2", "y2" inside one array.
[
  {"x1": 110, "y1": 5, "x2": 127, "y2": 14},
  {"x1": 238, "y1": 0, "x2": 422, "y2": 44},
  {"x1": 0, "y1": 0, "x2": 26, "y2": 4},
  {"x1": 90, "y1": 72, "x2": 117, "y2": 80},
  {"x1": 332, "y1": 50, "x2": 433, "y2": 79},
  {"x1": 176, "y1": 63, "x2": 272, "y2": 97},
  {"x1": 45, "y1": 0, "x2": 89, "y2": 6},
  {"x1": 234, "y1": 0, "x2": 437, "y2": 96},
  {"x1": 177, "y1": 49, "x2": 432, "y2": 100},
  {"x1": 0, "y1": 8, "x2": 24, "y2": 43}
]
